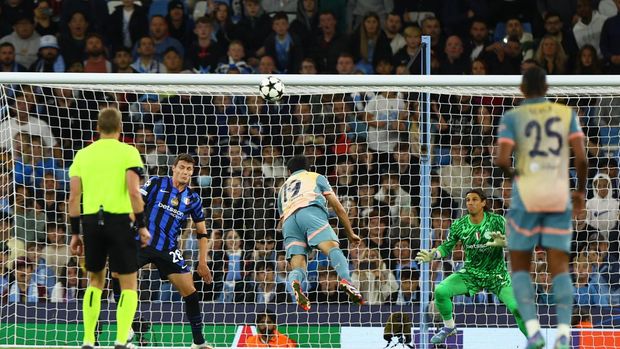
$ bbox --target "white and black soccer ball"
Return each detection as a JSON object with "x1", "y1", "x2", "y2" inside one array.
[{"x1": 259, "y1": 76, "x2": 285, "y2": 102}]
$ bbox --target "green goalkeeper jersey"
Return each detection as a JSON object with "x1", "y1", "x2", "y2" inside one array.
[{"x1": 437, "y1": 211, "x2": 508, "y2": 279}]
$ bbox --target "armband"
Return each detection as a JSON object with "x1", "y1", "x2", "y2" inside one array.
[
  {"x1": 70, "y1": 216, "x2": 81, "y2": 235},
  {"x1": 128, "y1": 166, "x2": 145, "y2": 179},
  {"x1": 134, "y1": 211, "x2": 146, "y2": 229},
  {"x1": 196, "y1": 233, "x2": 209, "y2": 240}
]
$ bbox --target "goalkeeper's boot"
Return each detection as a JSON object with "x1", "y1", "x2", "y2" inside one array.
[
  {"x1": 525, "y1": 331, "x2": 546, "y2": 349},
  {"x1": 339, "y1": 279, "x2": 365, "y2": 305},
  {"x1": 292, "y1": 280, "x2": 311, "y2": 311},
  {"x1": 430, "y1": 326, "x2": 456, "y2": 344},
  {"x1": 190, "y1": 342, "x2": 214, "y2": 349},
  {"x1": 553, "y1": 335, "x2": 570, "y2": 349}
]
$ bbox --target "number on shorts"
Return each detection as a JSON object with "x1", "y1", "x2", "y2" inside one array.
[{"x1": 169, "y1": 249, "x2": 184, "y2": 263}]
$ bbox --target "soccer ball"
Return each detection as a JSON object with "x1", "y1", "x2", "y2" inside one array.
[{"x1": 259, "y1": 76, "x2": 285, "y2": 102}]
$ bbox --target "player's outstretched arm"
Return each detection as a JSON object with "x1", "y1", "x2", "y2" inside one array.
[
  {"x1": 325, "y1": 193, "x2": 361, "y2": 246},
  {"x1": 194, "y1": 221, "x2": 213, "y2": 284},
  {"x1": 485, "y1": 232, "x2": 507, "y2": 247},
  {"x1": 415, "y1": 248, "x2": 439, "y2": 263}
]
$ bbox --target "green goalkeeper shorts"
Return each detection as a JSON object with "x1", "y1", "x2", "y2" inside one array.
[{"x1": 454, "y1": 269, "x2": 512, "y2": 296}]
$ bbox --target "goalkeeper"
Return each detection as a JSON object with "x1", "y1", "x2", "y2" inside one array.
[{"x1": 415, "y1": 189, "x2": 526, "y2": 344}]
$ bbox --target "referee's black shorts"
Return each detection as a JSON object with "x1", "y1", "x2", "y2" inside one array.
[{"x1": 82, "y1": 213, "x2": 138, "y2": 274}]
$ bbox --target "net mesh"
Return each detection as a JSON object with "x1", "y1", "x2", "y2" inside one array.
[{"x1": 0, "y1": 81, "x2": 619, "y2": 349}]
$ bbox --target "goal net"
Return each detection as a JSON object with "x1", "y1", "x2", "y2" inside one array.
[{"x1": 0, "y1": 74, "x2": 619, "y2": 349}]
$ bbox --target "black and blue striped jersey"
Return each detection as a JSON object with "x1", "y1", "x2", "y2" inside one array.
[{"x1": 140, "y1": 176, "x2": 205, "y2": 251}]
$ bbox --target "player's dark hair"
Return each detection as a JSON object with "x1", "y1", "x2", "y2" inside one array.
[
  {"x1": 173, "y1": 153, "x2": 196, "y2": 166},
  {"x1": 521, "y1": 66, "x2": 548, "y2": 97},
  {"x1": 287, "y1": 155, "x2": 309, "y2": 173},
  {"x1": 466, "y1": 188, "x2": 490, "y2": 212},
  {"x1": 256, "y1": 309, "x2": 276, "y2": 325}
]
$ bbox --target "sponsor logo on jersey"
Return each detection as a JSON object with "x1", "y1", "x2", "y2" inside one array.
[{"x1": 158, "y1": 202, "x2": 184, "y2": 219}]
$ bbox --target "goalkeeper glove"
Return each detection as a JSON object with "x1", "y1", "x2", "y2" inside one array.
[
  {"x1": 415, "y1": 248, "x2": 439, "y2": 263},
  {"x1": 485, "y1": 232, "x2": 507, "y2": 247}
]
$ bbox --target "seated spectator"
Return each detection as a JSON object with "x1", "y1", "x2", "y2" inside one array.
[
  {"x1": 235, "y1": 0, "x2": 272, "y2": 59},
  {"x1": 384, "y1": 12, "x2": 405, "y2": 55},
  {"x1": 374, "y1": 173, "x2": 412, "y2": 217},
  {"x1": 290, "y1": 0, "x2": 318, "y2": 49},
  {"x1": 245, "y1": 310, "x2": 297, "y2": 348},
  {"x1": 188, "y1": 16, "x2": 223, "y2": 73},
  {"x1": 540, "y1": 12, "x2": 579, "y2": 61},
  {"x1": 586, "y1": 173, "x2": 619, "y2": 236},
  {"x1": 30, "y1": 34, "x2": 64, "y2": 72},
  {"x1": 263, "y1": 12, "x2": 304, "y2": 74},
  {"x1": 234, "y1": 261, "x2": 289, "y2": 304},
  {"x1": 219, "y1": 229, "x2": 244, "y2": 302},
  {"x1": 600, "y1": 1, "x2": 620, "y2": 73},
  {"x1": 374, "y1": 57, "x2": 393, "y2": 74},
  {"x1": 0, "y1": 14, "x2": 40, "y2": 69},
  {"x1": 36, "y1": 171, "x2": 67, "y2": 222},
  {"x1": 257, "y1": 55, "x2": 279, "y2": 74},
  {"x1": 59, "y1": 11, "x2": 89, "y2": 66},
  {"x1": 32, "y1": 0, "x2": 58, "y2": 37},
  {"x1": 25, "y1": 242, "x2": 55, "y2": 297},
  {"x1": 388, "y1": 268, "x2": 420, "y2": 305},
  {"x1": 165, "y1": 0, "x2": 194, "y2": 48},
  {"x1": 391, "y1": 239, "x2": 418, "y2": 281},
  {"x1": 244, "y1": 231, "x2": 277, "y2": 273},
  {"x1": 105, "y1": 0, "x2": 149, "y2": 52},
  {"x1": 261, "y1": 145, "x2": 287, "y2": 179},
  {"x1": 573, "y1": 0, "x2": 606, "y2": 57},
  {"x1": 83, "y1": 33, "x2": 111, "y2": 73},
  {"x1": 215, "y1": 40, "x2": 254, "y2": 74},
  {"x1": 421, "y1": 16, "x2": 444, "y2": 57},
  {"x1": 364, "y1": 211, "x2": 391, "y2": 263},
  {"x1": 392, "y1": 26, "x2": 422, "y2": 75},
  {"x1": 195, "y1": 229, "x2": 226, "y2": 302},
  {"x1": 335, "y1": 52, "x2": 356, "y2": 74},
  {"x1": 12, "y1": 185, "x2": 45, "y2": 244},
  {"x1": 131, "y1": 36, "x2": 167, "y2": 73},
  {"x1": 363, "y1": 91, "x2": 407, "y2": 157},
  {"x1": 0, "y1": 42, "x2": 27, "y2": 72},
  {"x1": 534, "y1": 35, "x2": 569, "y2": 74},
  {"x1": 351, "y1": 248, "x2": 398, "y2": 305},
  {"x1": 347, "y1": 0, "x2": 394, "y2": 31},
  {"x1": 112, "y1": 47, "x2": 137, "y2": 73},
  {"x1": 50, "y1": 257, "x2": 84, "y2": 302},
  {"x1": 574, "y1": 44, "x2": 603, "y2": 74},
  {"x1": 439, "y1": 143, "x2": 473, "y2": 209},
  {"x1": 309, "y1": 267, "x2": 349, "y2": 303},
  {"x1": 2, "y1": 256, "x2": 46, "y2": 303},
  {"x1": 502, "y1": 17, "x2": 534, "y2": 60},
  {"x1": 313, "y1": 11, "x2": 345, "y2": 73},
  {"x1": 465, "y1": 18, "x2": 491, "y2": 61},
  {"x1": 573, "y1": 252, "x2": 610, "y2": 306},
  {"x1": 482, "y1": 36, "x2": 522, "y2": 74},
  {"x1": 147, "y1": 15, "x2": 185, "y2": 60},
  {"x1": 212, "y1": 1, "x2": 237, "y2": 49},
  {"x1": 348, "y1": 12, "x2": 392, "y2": 74},
  {"x1": 162, "y1": 47, "x2": 188, "y2": 73},
  {"x1": 439, "y1": 35, "x2": 469, "y2": 74},
  {"x1": 41, "y1": 222, "x2": 70, "y2": 277}
]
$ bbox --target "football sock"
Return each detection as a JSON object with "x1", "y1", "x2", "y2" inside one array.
[
  {"x1": 82, "y1": 286, "x2": 102, "y2": 345},
  {"x1": 327, "y1": 247, "x2": 352, "y2": 283},
  {"x1": 116, "y1": 290, "x2": 138, "y2": 345},
  {"x1": 512, "y1": 271, "x2": 540, "y2": 338},
  {"x1": 184, "y1": 291, "x2": 205, "y2": 345},
  {"x1": 552, "y1": 273, "x2": 573, "y2": 338}
]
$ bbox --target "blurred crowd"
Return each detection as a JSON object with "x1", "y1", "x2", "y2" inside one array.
[
  {"x1": 0, "y1": 0, "x2": 619, "y2": 321},
  {"x1": 2, "y1": 0, "x2": 620, "y2": 75}
]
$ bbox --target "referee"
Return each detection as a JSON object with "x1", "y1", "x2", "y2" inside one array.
[{"x1": 69, "y1": 107, "x2": 151, "y2": 349}]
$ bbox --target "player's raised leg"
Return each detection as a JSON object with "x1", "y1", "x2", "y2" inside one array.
[
  {"x1": 317, "y1": 240, "x2": 363, "y2": 305},
  {"x1": 168, "y1": 273, "x2": 213, "y2": 349},
  {"x1": 429, "y1": 273, "x2": 470, "y2": 344},
  {"x1": 496, "y1": 285, "x2": 527, "y2": 336}
]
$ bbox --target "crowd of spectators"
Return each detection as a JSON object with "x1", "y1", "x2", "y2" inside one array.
[{"x1": 0, "y1": 0, "x2": 619, "y2": 321}]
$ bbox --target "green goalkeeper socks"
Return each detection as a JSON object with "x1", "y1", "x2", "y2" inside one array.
[
  {"x1": 116, "y1": 289, "x2": 138, "y2": 345},
  {"x1": 82, "y1": 286, "x2": 102, "y2": 345}
]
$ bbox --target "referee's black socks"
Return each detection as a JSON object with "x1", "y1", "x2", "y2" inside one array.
[{"x1": 184, "y1": 291, "x2": 205, "y2": 345}]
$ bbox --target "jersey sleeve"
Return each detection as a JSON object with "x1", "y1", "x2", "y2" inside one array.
[
  {"x1": 495, "y1": 214, "x2": 507, "y2": 236},
  {"x1": 68, "y1": 151, "x2": 81, "y2": 177},
  {"x1": 190, "y1": 194, "x2": 205, "y2": 223},
  {"x1": 569, "y1": 110, "x2": 585, "y2": 140},
  {"x1": 437, "y1": 221, "x2": 460, "y2": 258},
  {"x1": 497, "y1": 112, "x2": 516, "y2": 145},
  {"x1": 316, "y1": 174, "x2": 335, "y2": 196},
  {"x1": 126, "y1": 146, "x2": 145, "y2": 170},
  {"x1": 140, "y1": 176, "x2": 157, "y2": 198}
]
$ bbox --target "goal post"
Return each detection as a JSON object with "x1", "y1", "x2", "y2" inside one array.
[{"x1": 1, "y1": 73, "x2": 620, "y2": 349}]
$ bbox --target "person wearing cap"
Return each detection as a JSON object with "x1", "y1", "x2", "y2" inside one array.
[
  {"x1": 30, "y1": 34, "x2": 65, "y2": 72},
  {"x1": 166, "y1": 0, "x2": 194, "y2": 48},
  {"x1": 0, "y1": 14, "x2": 40, "y2": 68}
]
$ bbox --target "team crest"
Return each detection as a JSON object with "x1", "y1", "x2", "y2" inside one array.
[
  {"x1": 170, "y1": 197, "x2": 179, "y2": 207},
  {"x1": 184, "y1": 197, "x2": 190, "y2": 205}
]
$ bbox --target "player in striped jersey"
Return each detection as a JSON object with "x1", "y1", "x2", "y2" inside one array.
[
  {"x1": 278, "y1": 155, "x2": 364, "y2": 311},
  {"x1": 113, "y1": 154, "x2": 213, "y2": 349},
  {"x1": 496, "y1": 67, "x2": 588, "y2": 349}
]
